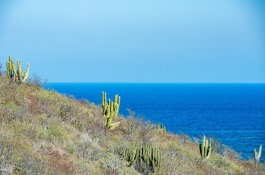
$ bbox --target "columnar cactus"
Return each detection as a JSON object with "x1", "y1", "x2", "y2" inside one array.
[
  {"x1": 123, "y1": 144, "x2": 138, "y2": 166},
  {"x1": 200, "y1": 135, "x2": 212, "y2": 161},
  {"x1": 6, "y1": 56, "x2": 30, "y2": 83},
  {"x1": 156, "y1": 123, "x2": 166, "y2": 133},
  {"x1": 254, "y1": 144, "x2": 262, "y2": 167},
  {"x1": 6, "y1": 56, "x2": 14, "y2": 79},
  {"x1": 102, "y1": 92, "x2": 108, "y2": 114},
  {"x1": 122, "y1": 144, "x2": 161, "y2": 172},
  {"x1": 101, "y1": 91, "x2": 121, "y2": 130},
  {"x1": 140, "y1": 144, "x2": 161, "y2": 170}
]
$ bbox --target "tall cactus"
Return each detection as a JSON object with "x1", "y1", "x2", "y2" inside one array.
[
  {"x1": 6, "y1": 56, "x2": 14, "y2": 79},
  {"x1": 199, "y1": 135, "x2": 212, "y2": 161},
  {"x1": 101, "y1": 91, "x2": 121, "y2": 130},
  {"x1": 102, "y1": 92, "x2": 108, "y2": 115},
  {"x1": 6, "y1": 56, "x2": 30, "y2": 83},
  {"x1": 17, "y1": 59, "x2": 30, "y2": 83},
  {"x1": 254, "y1": 144, "x2": 262, "y2": 168}
]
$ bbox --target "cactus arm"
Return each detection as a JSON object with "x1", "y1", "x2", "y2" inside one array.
[
  {"x1": 202, "y1": 136, "x2": 205, "y2": 159},
  {"x1": 254, "y1": 148, "x2": 258, "y2": 167},
  {"x1": 17, "y1": 60, "x2": 22, "y2": 82},
  {"x1": 116, "y1": 95, "x2": 120, "y2": 115},
  {"x1": 11, "y1": 62, "x2": 17, "y2": 81},
  {"x1": 102, "y1": 92, "x2": 105, "y2": 107},
  {"x1": 6, "y1": 57, "x2": 11, "y2": 78},
  {"x1": 259, "y1": 144, "x2": 262, "y2": 158},
  {"x1": 106, "y1": 103, "x2": 111, "y2": 127},
  {"x1": 205, "y1": 139, "x2": 209, "y2": 158},
  {"x1": 113, "y1": 95, "x2": 120, "y2": 116},
  {"x1": 102, "y1": 92, "x2": 106, "y2": 110},
  {"x1": 207, "y1": 139, "x2": 212, "y2": 159},
  {"x1": 22, "y1": 64, "x2": 30, "y2": 82}
]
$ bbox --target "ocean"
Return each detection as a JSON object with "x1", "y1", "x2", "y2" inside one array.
[{"x1": 45, "y1": 83, "x2": 265, "y2": 161}]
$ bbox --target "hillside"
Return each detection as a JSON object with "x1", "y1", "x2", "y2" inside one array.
[{"x1": 0, "y1": 76, "x2": 264, "y2": 175}]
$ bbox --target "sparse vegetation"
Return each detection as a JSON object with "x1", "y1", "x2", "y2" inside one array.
[{"x1": 0, "y1": 58, "x2": 264, "y2": 174}]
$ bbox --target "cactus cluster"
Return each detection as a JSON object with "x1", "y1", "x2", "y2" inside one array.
[
  {"x1": 254, "y1": 144, "x2": 262, "y2": 167},
  {"x1": 6, "y1": 56, "x2": 30, "y2": 83},
  {"x1": 199, "y1": 135, "x2": 212, "y2": 161},
  {"x1": 122, "y1": 144, "x2": 161, "y2": 172},
  {"x1": 102, "y1": 91, "x2": 121, "y2": 130},
  {"x1": 156, "y1": 123, "x2": 166, "y2": 133}
]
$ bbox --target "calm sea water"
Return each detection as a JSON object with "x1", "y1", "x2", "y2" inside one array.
[{"x1": 45, "y1": 83, "x2": 265, "y2": 160}]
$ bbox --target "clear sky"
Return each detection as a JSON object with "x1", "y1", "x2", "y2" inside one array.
[{"x1": 0, "y1": 0, "x2": 265, "y2": 83}]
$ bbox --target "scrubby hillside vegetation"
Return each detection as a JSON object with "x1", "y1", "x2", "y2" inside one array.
[{"x1": 0, "y1": 76, "x2": 264, "y2": 174}]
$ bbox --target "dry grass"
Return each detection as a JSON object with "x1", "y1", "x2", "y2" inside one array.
[{"x1": 0, "y1": 76, "x2": 264, "y2": 175}]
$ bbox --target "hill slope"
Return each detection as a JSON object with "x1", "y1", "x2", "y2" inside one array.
[{"x1": 0, "y1": 76, "x2": 264, "y2": 175}]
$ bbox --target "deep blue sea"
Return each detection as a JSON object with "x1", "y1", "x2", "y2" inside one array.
[{"x1": 45, "y1": 83, "x2": 265, "y2": 161}]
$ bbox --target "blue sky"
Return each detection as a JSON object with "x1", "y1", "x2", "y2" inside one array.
[{"x1": 0, "y1": 0, "x2": 265, "y2": 83}]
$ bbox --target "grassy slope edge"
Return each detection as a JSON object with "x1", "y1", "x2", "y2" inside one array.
[{"x1": 0, "y1": 76, "x2": 264, "y2": 175}]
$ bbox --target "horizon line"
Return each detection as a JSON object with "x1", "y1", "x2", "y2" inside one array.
[{"x1": 45, "y1": 82, "x2": 265, "y2": 84}]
